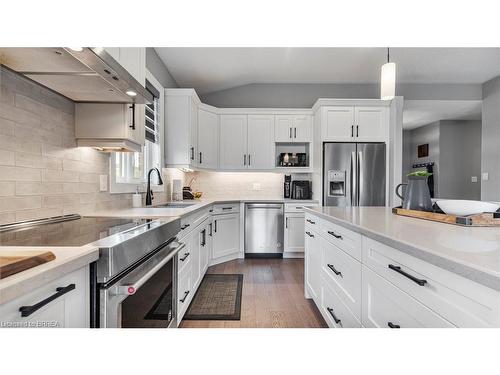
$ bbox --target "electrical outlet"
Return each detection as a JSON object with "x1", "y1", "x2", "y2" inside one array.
[
  {"x1": 482, "y1": 173, "x2": 489, "y2": 181},
  {"x1": 99, "y1": 175, "x2": 108, "y2": 192},
  {"x1": 252, "y1": 183, "x2": 262, "y2": 191},
  {"x1": 471, "y1": 176, "x2": 478, "y2": 183}
]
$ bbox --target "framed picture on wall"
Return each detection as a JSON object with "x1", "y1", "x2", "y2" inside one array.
[{"x1": 418, "y1": 144, "x2": 429, "y2": 158}]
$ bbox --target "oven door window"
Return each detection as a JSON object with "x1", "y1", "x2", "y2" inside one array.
[{"x1": 120, "y1": 258, "x2": 174, "y2": 328}]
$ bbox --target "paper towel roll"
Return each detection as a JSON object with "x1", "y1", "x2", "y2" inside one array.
[{"x1": 172, "y1": 179, "x2": 182, "y2": 201}]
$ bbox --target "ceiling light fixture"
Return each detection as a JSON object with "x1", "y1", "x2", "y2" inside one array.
[
  {"x1": 68, "y1": 47, "x2": 84, "y2": 52},
  {"x1": 126, "y1": 90, "x2": 137, "y2": 97},
  {"x1": 380, "y1": 47, "x2": 396, "y2": 100}
]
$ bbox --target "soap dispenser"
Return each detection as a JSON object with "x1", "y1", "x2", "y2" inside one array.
[{"x1": 132, "y1": 186, "x2": 142, "y2": 208}]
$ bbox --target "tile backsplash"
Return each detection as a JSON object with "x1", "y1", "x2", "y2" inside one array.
[{"x1": 0, "y1": 67, "x2": 143, "y2": 224}]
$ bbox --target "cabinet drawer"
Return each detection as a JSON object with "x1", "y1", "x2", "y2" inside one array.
[
  {"x1": 177, "y1": 263, "x2": 192, "y2": 322},
  {"x1": 362, "y1": 236, "x2": 500, "y2": 327},
  {"x1": 179, "y1": 208, "x2": 211, "y2": 238},
  {"x1": 285, "y1": 203, "x2": 317, "y2": 213},
  {"x1": 321, "y1": 276, "x2": 361, "y2": 328},
  {"x1": 304, "y1": 213, "x2": 319, "y2": 229},
  {"x1": 212, "y1": 203, "x2": 240, "y2": 214},
  {"x1": 362, "y1": 266, "x2": 454, "y2": 328},
  {"x1": 321, "y1": 238, "x2": 361, "y2": 318},
  {"x1": 0, "y1": 266, "x2": 88, "y2": 328},
  {"x1": 321, "y1": 219, "x2": 362, "y2": 261},
  {"x1": 177, "y1": 239, "x2": 192, "y2": 274}
]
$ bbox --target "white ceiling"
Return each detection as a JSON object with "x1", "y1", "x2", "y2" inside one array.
[
  {"x1": 403, "y1": 100, "x2": 482, "y2": 129},
  {"x1": 155, "y1": 47, "x2": 500, "y2": 94}
]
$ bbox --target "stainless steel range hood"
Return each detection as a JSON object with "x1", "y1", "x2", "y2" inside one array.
[{"x1": 0, "y1": 47, "x2": 153, "y2": 104}]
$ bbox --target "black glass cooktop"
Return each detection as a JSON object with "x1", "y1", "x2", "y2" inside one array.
[{"x1": 0, "y1": 216, "x2": 151, "y2": 247}]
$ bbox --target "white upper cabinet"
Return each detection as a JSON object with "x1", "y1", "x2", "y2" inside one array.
[
  {"x1": 322, "y1": 106, "x2": 355, "y2": 141},
  {"x1": 275, "y1": 115, "x2": 312, "y2": 142},
  {"x1": 219, "y1": 115, "x2": 248, "y2": 169},
  {"x1": 247, "y1": 115, "x2": 275, "y2": 169},
  {"x1": 321, "y1": 105, "x2": 389, "y2": 142},
  {"x1": 104, "y1": 47, "x2": 146, "y2": 87},
  {"x1": 354, "y1": 106, "x2": 388, "y2": 142},
  {"x1": 197, "y1": 109, "x2": 219, "y2": 169},
  {"x1": 165, "y1": 90, "x2": 199, "y2": 168}
]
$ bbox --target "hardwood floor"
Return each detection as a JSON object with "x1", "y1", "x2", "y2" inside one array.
[{"x1": 179, "y1": 258, "x2": 327, "y2": 328}]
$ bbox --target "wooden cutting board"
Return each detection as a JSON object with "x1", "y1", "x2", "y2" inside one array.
[
  {"x1": 392, "y1": 207, "x2": 500, "y2": 226},
  {"x1": 0, "y1": 251, "x2": 56, "y2": 279}
]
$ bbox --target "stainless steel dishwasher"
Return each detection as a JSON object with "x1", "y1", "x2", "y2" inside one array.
[{"x1": 244, "y1": 202, "x2": 284, "y2": 257}]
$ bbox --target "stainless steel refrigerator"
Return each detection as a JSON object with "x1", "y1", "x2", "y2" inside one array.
[{"x1": 323, "y1": 143, "x2": 386, "y2": 206}]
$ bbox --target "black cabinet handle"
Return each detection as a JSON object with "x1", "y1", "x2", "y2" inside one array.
[
  {"x1": 356, "y1": 125, "x2": 359, "y2": 137},
  {"x1": 306, "y1": 219, "x2": 315, "y2": 224},
  {"x1": 199, "y1": 152, "x2": 202, "y2": 164},
  {"x1": 222, "y1": 207, "x2": 233, "y2": 211},
  {"x1": 285, "y1": 217, "x2": 288, "y2": 229},
  {"x1": 327, "y1": 307, "x2": 341, "y2": 325},
  {"x1": 388, "y1": 322, "x2": 401, "y2": 328},
  {"x1": 294, "y1": 127, "x2": 297, "y2": 138},
  {"x1": 129, "y1": 104, "x2": 135, "y2": 129},
  {"x1": 201, "y1": 229, "x2": 206, "y2": 247},
  {"x1": 327, "y1": 230, "x2": 343, "y2": 240},
  {"x1": 388, "y1": 264, "x2": 427, "y2": 286},
  {"x1": 180, "y1": 253, "x2": 190, "y2": 262},
  {"x1": 248, "y1": 154, "x2": 251, "y2": 166},
  {"x1": 289, "y1": 127, "x2": 292, "y2": 139},
  {"x1": 209, "y1": 223, "x2": 213, "y2": 236},
  {"x1": 19, "y1": 284, "x2": 75, "y2": 317},
  {"x1": 327, "y1": 264, "x2": 342, "y2": 277},
  {"x1": 305, "y1": 231, "x2": 314, "y2": 238},
  {"x1": 181, "y1": 224, "x2": 190, "y2": 230},
  {"x1": 180, "y1": 290, "x2": 190, "y2": 303},
  {"x1": 214, "y1": 220, "x2": 217, "y2": 233},
  {"x1": 190, "y1": 147, "x2": 194, "y2": 160},
  {"x1": 243, "y1": 154, "x2": 246, "y2": 166},
  {"x1": 351, "y1": 125, "x2": 354, "y2": 137}
]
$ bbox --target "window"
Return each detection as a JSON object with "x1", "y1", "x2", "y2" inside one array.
[{"x1": 110, "y1": 70, "x2": 164, "y2": 193}]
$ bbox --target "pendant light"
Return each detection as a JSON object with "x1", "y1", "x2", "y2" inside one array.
[{"x1": 380, "y1": 47, "x2": 396, "y2": 100}]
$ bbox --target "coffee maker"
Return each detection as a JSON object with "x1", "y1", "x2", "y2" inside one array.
[
  {"x1": 283, "y1": 175, "x2": 291, "y2": 198},
  {"x1": 291, "y1": 180, "x2": 312, "y2": 200}
]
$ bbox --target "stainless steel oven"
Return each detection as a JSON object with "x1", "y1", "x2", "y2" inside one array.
[{"x1": 89, "y1": 218, "x2": 183, "y2": 328}]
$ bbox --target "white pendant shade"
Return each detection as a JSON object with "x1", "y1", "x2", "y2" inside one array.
[{"x1": 380, "y1": 62, "x2": 396, "y2": 100}]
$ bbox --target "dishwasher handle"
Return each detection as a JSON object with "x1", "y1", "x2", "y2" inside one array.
[{"x1": 246, "y1": 203, "x2": 283, "y2": 210}]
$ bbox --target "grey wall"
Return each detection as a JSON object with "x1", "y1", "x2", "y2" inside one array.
[
  {"x1": 402, "y1": 122, "x2": 440, "y2": 196},
  {"x1": 200, "y1": 83, "x2": 483, "y2": 108},
  {"x1": 146, "y1": 48, "x2": 178, "y2": 88},
  {"x1": 481, "y1": 76, "x2": 500, "y2": 201},
  {"x1": 439, "y1": 120, "x2": 481, "y2": 200},
  {"x1": 402, "y1": 120, "x2": 482, "y2": 200}
]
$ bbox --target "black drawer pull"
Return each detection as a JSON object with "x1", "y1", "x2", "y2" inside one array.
[
  {"x1": 305, "y1": 231, "x2": 314, "y2": 238},
  {"x1": 19, "y1": 284, "x2": 75, "y2": 317},
  {"x1": 180, "y1": 253, "x2": 190, "y2": 262},
  {"x1": 222, "y1": 207, "x2": 233, "y2": 210},
  {"x1": 388, "y1": 322, "x2": 401, "y2": 328},
  {"x1": 180, "y1": 290, "x2": 190, "y2": 303},
  {"x1": 327, "y1": 230, "x2": 342, "y2": 240},
  {"x1": 306, "y1": 219, "x2": 316, "y2": 224},
  {"x1": 327, "y1": 264, "x2": 342, "y2": 277},
  {"x1": 388, "y1": 264, "x2": 427, "y2": 286},
  {"x1": 326, "y1": 307, "x2": 341, "y2": 325},
  {"x1": 181, "y1": 224, "x2": 190, "y2": 230}
]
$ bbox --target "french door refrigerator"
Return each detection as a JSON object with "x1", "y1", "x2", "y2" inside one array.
[{"x1": 323, "y1": 142, "x2": 386, "y2": 206}]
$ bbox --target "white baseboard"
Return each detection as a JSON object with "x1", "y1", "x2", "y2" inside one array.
[{"x1": 283, "y1": 252, "x2": 305, "y2": 259}]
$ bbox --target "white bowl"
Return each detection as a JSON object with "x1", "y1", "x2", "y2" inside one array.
[{"x1": 435, "y1": 200, "x2": 500, "y2": 216}]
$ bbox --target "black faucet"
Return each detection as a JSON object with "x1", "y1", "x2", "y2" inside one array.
[{"x1": 145, "y1": 168, "x2": 164, "y2": 206}]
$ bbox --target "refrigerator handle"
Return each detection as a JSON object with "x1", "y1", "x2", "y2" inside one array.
[
  {"x1": 358, "y1": 151, "x2": 363, "y2": 206},
  {"x1": 350, "y1": 151, "x2": 356, "y2": 206}
]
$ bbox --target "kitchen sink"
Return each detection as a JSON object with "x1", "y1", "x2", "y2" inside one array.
[{"x1": 154, "y1": 203, "x2": 197, "y2": 208}]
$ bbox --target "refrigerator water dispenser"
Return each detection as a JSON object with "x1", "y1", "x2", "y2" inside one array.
[{"x1": 328, "y1": 170, "x2": 346, "y2": 196}]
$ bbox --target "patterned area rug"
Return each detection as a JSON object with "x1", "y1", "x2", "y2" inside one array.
[{"x1": 183, "y1": 274, "x2": 243, "y2": 320}]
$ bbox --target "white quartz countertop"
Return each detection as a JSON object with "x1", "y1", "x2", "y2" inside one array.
[
  {"x1": 0, "y1": 245, "x2": 99, "y2": 304},
  {"x1": 88, "y1": 198, "x2": 319, "y2": 219},
  {"x1": 304, "y1": 206, "x2": 500, "y2": 291}
]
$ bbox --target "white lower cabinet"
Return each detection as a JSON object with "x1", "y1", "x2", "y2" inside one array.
[
  {"x1": 177, "y1": 262, "x2": 192, "y2": 322},
  {"x1": 0, "y1": 266, "x2": 89, "y2": 328},
  {"x1": 362, "y1": 266, "x2": 454, "y2": 328},
  {"x1": 305, "y1": 228, "x2": 321, "y2": 302},
  {"x1": 304, "y1": 212, "x2": 499, "y2": 328},
  {"x1": 212, "y1": 213, "x2": 240, "y2": 260},
  {"x1": 285, "y1": 213, "x2": 305, "y2": 253},
  {"x1": 321, "y1": 276, "x2": 361, "y2": 328}
]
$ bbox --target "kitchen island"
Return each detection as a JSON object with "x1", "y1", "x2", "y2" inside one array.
[{"x1": 303, "y1": 206, "x2": 500, "y2": 328}]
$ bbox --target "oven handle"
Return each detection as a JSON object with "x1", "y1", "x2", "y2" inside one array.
[{"x1": 112, "y1": 242, "x2": 186, "y2": 296}]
